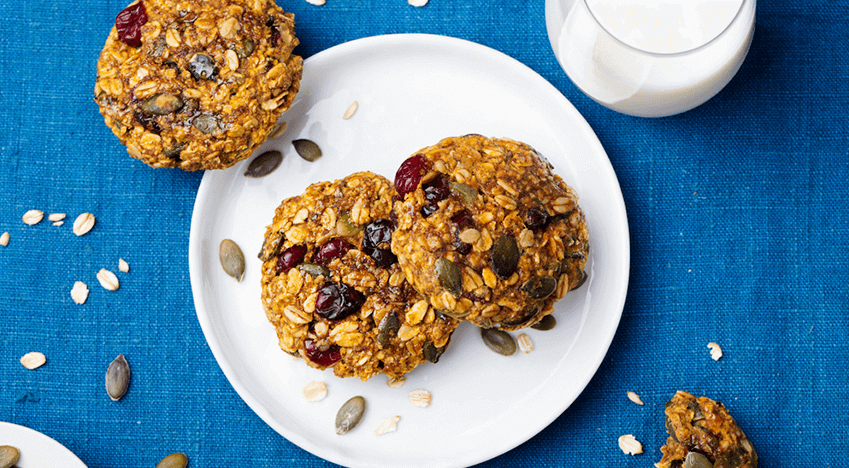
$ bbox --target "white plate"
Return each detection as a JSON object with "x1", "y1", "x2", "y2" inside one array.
[
  {"x1": 189, "y1": 34, "x2": 629, "y2": 468},
  {"x1": 0, "y1": 422, "x2": 87, "y2": 467}
]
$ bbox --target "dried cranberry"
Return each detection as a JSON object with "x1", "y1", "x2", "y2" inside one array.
[
  {"x1": 304, "y1": 339, "x2": 341, "y2": 367},
  {"x1": 452, "y1": 210, "x2": 474, "y2": 229},
  {"x1": 423, "y1": 175, "x2": 450, "y2": 203},
  {"x1": 315, "y1": 282, "x2": 365, "y2": 321},
  {"x1": 314, "y1": 239, "x2": 351, "y2": 265},
  {"x1": 525, "y1": 207, "x2": 550, "y2": 231},
  {"x1": 133, "y1": 111, "x2": 160, "y2": 134},
  {"x1": 277, "y1": 245, "x2": 306, "y2": 272},
  {"x1": 266, "y1": 17, "x2": 281, "y2": 46},
  {"x1": 363, "y1": 220, "x2": 394, "y2": 250},
  {"x1": 420, "y1": 203, "x2": 440, "y2": 218},
  {"x1": 364, "y1": 247, "x2": 397, "y2": 268},
  {"x1": 394, "y1": 154, "x2": 427, "y2": 198},
  {"x1": 453, "y1": 241, "x2": 472, "y2": 255},
  {"x1": 115, "y1": 2, "x2": 148, "y2": 48}
]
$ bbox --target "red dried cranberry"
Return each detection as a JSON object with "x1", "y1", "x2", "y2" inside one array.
[
  {"x1": 133, "y1": 111, "x2": 160, "y2": 134},
  {"x1": 266, "y1": 17, "x2": 281, "y2": 46},
  {"x1": 525, "y1": 207, "x2": 550, "y2": 231},
  {"x1": 423, "y1": 175, "x2": 450, "y2": 203},
  {"x1": 115, "y1": 2, "x2": 148, "y2": 48},
  {"x1": 453, "y1": 240, "x2": 472, "y2": 255},
  {"x1": 363, "y1": 220, "x2": 394, "y2": 249},
  {"x1": 420, "y1": 203, "x2": 440, "y2": 218},
  {"x1": 277, "y1": 245, "x2": 307, "y2": 272},
  {"x1": 304, "y1": 339, "x2": 341, "y2": 367},
  {"x1": 364, "y1": 247, "x2": 397, "y2": 268},
  {"x1": 314, "y1": 239, "x2": 351, "y2": 265},
  {"x1": 451, "y1": 210, "x2": 475, "y2": 229},
  {"x1": 315, "y1": 282, "x2": 365, "y2": 321},
  {"x1": 394, "y1": 154, "x2": 427, "y2": 198}
]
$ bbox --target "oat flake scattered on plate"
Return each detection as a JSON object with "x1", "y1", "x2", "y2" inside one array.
[
  {"x1": 373, "y1": 416, "x2": 400, "y2": 436},
  {"x1": 302, "y1": 381, "x2": 328, "y2": 402}
]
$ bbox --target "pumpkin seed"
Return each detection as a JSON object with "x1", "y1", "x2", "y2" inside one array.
[
  {"x1": 234, "y1": 38, "x2": 255, "y2": 59},
  {"x1": 257, "y1": 231, "x2": 284, "y2": 261},
  {"x1": 530, "y1": 314, "x2": 556, "y2": 331},
  {"x1": 449, "y1": 181, "x2": 478, "y2": 205},
  {"x1": 193, "y1": 114, "x2": 221, "y2": 134},
  {"x1": 156, "y1": 452, "x2": 188, "y2": 468},
  {"x1": 297, "y1": 263, "x2": 330, "y2": 277},
  {"x1": 141, "y1": 93, "x2": 184, "y2": 115},
  {"x1": 491, "y1": 236, "x2": 519, "y2": 279},
  {"x1": 268, "y1": 121, "x2": 287, "y2": 140},
  {"x1": 572, "y1": 268, "x2": 588, "y2": 290},
  {"x1": 0, "y1": 446, "x2": 20, "y2": 468},
  {"x1": 163, "y1": 143, "x2": 187, "y2": 160},
  {"x1": 292, "y1": 139, "x2": 322, "y2": 162},
  {"x1": 188, "y1": 53, "x2": 218, "y2": 80},
  {"x1": 377, "y1": 313, "x2": 400, "y2": 348},
  {"x1": 435, "y1": 258, "x2": 462, "y2": 297},
  {"x1": 480, "y1": 328, "x2": 517, "y2": 356},
  {"x1": 335, "y1": 212, "x2": 361, "y2": 237},
  {"x1": 684, "y1": 452, "x2": 713, "y2": 468},
  {"x1": 422, "y1": 341, "x2": 444, "y2": 363},
  {"x1": 335, "y1": 396, "x2": 366, "y2": 435},
  {"x1": 665, "y1": 416, "x2": 679, "y2": 442},
  {"x1": 521, "y1": 276, "x2": 557, "y2": 299},
  {"x1": 244, "y1": 150, "x2": 282, "y2": 178},
  {"x1": 105, "y1": 354, "x2": 131, "y2": 401},
  {"x1": 219, "y1": 239, "x2": 245, "y2": 282}
]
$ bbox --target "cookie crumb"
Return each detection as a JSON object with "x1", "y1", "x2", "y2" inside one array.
[{"x1": 707, "y1": 342, "x2": 723, "y2": 361}]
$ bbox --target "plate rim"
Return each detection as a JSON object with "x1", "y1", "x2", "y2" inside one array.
[
  {"x1": 0, "y1": 421, "x2": 88, "y2": 467},
  {"x1": 189, "y1": 32, "x2": 630, "y2": 467}
]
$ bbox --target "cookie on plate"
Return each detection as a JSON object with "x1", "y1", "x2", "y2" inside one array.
[
  {"x1": 390, "y1": 134, "x2": 589, "y2": 330},
  {"x1": 656, "y1": 391, "x2": 758, "y2": 468},
  {"x1": 94, "y1": 0, "x2": 303, "y2": 170},
  {"x1": 259, "y1": 172, "x2": 459, "y2": 380}
]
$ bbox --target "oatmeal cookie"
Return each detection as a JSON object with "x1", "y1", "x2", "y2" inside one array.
[
  {"x1": 94, "y1": 0, "x2": 303, "y2": 170},
  {"x1": 259, "y1": 172, "x2": 459, "y2": 380},
  {"x1": 391, "y1": 135, "x2": 589, "y2": 330},
  {"x1": 656, "y1": 391, "x2": 758, "y2": 468}
]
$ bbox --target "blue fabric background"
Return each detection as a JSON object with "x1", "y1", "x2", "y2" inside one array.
[{"x1": 1, "y1": 0, "x2": 846, "y2": 466}]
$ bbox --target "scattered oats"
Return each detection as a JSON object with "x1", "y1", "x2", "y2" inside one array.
[
  {"x1": 386, "y1": 376, "x2": 406, "y2": 388},
  {"x1": 73, "y1": 213, "x2": 96, "y2": 236},
  {"x1": 373, "y1": 416, "x2": 400, "y2": 436},
  {"x1": 707, "y1": 342, "x2": 723, "y2": 361},
  {"x1": 20, "y1": 352, "x2": 46, "y2": 370},
  {"x1": 306, "y1": 0, "x2": 325, "y2": 4},
  {"x1": 0, "y1": 232, "x2": 8, "y2": 247},
  {"x1": 408, "y1": 0, "x2": 428, "y2": 6},
  {"x1": 618, "y1": 434, "x2": 643, "y2": 455},
  {"x1": 53, "y1": 221, "x2": 64, "y2": 227},
  {"x1": 48, "y1": 213, "x2": 66, "y2": 222},
  {"x1": 71, "y1": 281, "x2": 89, "y2": 304},
  {"x1": 517, "y1": 333, "x2": 533, "y2": 353},
  {"x1": 268, "y1": 122, "x2": 287, "y2": 140},
  {"x1": 118, "y1": 258, "x2": 130, "y2": 273},
  {"x1": 343, "y1": 101, "x2": 358, "y2": 120},
  {"x1": 408, "y1": 389, "x2": 432, "y2": 407},
  {"x1": 97, "y1": 268, "x2": 120, "y2": 291},
  {"x1": 302, "y1": 380, "x2": 328, "y2": 402},
  {"x1": 22, "y1": 210, "x2": 43, "y2": 225},
  {"x1": 626, "y1": 391, "x2": 644, "y2": 406}
]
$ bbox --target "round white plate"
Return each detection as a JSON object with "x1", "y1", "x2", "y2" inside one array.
[
  {"x1": 0, "y1": 422, "x2": 87, "y2": 467},
  {"x1": 189, "y1": 34, "x2": 629, "y2": 468}
]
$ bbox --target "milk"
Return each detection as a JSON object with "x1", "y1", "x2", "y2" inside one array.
[{"x1": 545, "y1": 0, "x2": 756, "y2": 117}]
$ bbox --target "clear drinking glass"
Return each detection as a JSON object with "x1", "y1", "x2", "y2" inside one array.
[{"x1": 545, "y1": 0, "x2": 756, "y2": 117}]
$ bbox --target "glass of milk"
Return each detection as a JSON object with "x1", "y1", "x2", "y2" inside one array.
[{"x1": 545, "y1": 0, "x2": 756, "y2": 117}]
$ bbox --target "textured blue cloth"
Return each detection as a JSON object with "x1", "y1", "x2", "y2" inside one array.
[{"x1": 0, "y1": 0, "x2": 846, "y2": 466}]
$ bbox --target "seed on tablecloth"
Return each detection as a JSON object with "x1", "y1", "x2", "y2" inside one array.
[
  {"x1": 71, "y1": 281, "x2": 89, "y2": 304},
  {"x1": 626, "y1": 391, "x2": 644, "y2": 405},
  {"x1": 373, "y1": 415, "x2": 400, "y2": 436},
  {"x1": 707, "y1": 342, "x2": 723, "y2": 361},
  {"x1": 0, "y1": 232, "x2": 8, "y2": 247},
  {"x1": 408, "y1": 0, "x2": 429, "y2": 6},
  {"x1": 97, "y1": 269, "x2": 119, "y2": 291},
  {"x1": 22, "y1": 210, "x2": 43, "y2": 225},
  {"x1": 219, "y1": 239, "x2": 246, "y2": 282},
  {"x1": 156, "y1": 452, "x2": 188, "y2": 468},
  {"x1": 0, "y1": 445, "x2": 20, "y2": 468},
  {"x1": 335, "y1": 396, "x2": 366, "y2": 435},
  {"x1": 118, "y1": 258, "x2": 130, "y2": 273},
  {"x1": 105, "y1": 354, "x2": 131, "y2": 401},
  {"x1": 73, "y1": 212, "x2": 95, "y2": 236},
  {"x1": 20, "y1": 352, "x2": 46, "y2": 370},
  {"x1": 48, "y1": 213, "x2": 65, "y2": 222},
  {"x1": 343, "y1": 101, "x2": 358, "y2": 120},
  {"x1": 408, "y1": 389, "x2": 431, "y2": 407},
  {"x1": 302, "y1": 381, "x2": 328, "y2": 402},
  {"x1": 618, "y1": 434, "x2": 643, "y2": 455}
]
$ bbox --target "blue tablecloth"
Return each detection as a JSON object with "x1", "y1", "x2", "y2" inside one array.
[{"x1": 1, "y1": 1, "x2": 846, "y2": 466}]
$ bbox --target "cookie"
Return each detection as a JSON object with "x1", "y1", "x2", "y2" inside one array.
[
  {"x1": 390, "y1": 135, "x2": 589, "y2": 330},
  {"x1": 259, "y1": 172, "x2": 459, "y2": 380},
  {"x1": 657, "y1": 391, "x2": 758, "y2": 468},
  {"x1": 94, "y1": 0, "x2": 303, "y2": 170}
]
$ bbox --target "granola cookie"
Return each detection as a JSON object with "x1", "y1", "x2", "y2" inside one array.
[
  {"x1": 94, "y1": 0, "x2": 303, "y2": 170},
  {"x1": 259, "y1": 172, "x2": 459, "y2": 380},
  {"x1": 656, "y1": 391, "x2": 758, "y2": 468},
  {"x1": 391, "y1": 135, "x2": 589, "y2": 330}
]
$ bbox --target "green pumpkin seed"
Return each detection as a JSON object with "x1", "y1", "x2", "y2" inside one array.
[
  {"x1": 298, "y1": 263, "x2": 330, "y2": 277},
  {"x1": 0, "y1": 446, "x2": 20, "y2": 468},
  {"x1": 665, "y1": 417, "x2": 679, "y2": 442},
  {"x1": 491, "y1": 236, "x2": 519, "y2": 279},
  {"x1": 530, "y1": 314, "x2": 556, "y2": 331},
  {"x1": 258, "y1": 231, "x2": 284, "y2": 261},
  {"x1": 335, "y1": 396, "x2": 366, "y2": 435},
  {"x1": 335, "y1": 212, "x2": 361, "y2": 237},
  {"x1": 377, "y1": 313, "x2": 400, "y2": 348},
  {"x1": 435, "y1": 258, "x2": 462, "y2": 298},
  {"x1": 234, "y1": 38, "x2": 255, "y2": 60},
  {"x1": 193, "y1": 114, "x2": 221, "y2": 134},
  {"x1": 449, "y1": 181, "x2": 478, "y2": 205},
  {"x1": 244, "y1": 150, "x2": 282, "y2": 178},
  {"x1": 423, "y1": 341, "x2": 444, "y2": 363},
  {"x1": 502, "y1": 302, "x2": 542, "y2": 328},
  {"x1": 480, "y1": 328, "x2": 517, "y2": 356},
  {"x1": 521, "y1": 276, "x2": 557, "y2": 299},
  {"x1": 219, "y1": 239, "x2": 246, "y2": 282},
  {"x1": 292, "y1": 139, "x2": 322, "y2": 162},
  {"x1": 156, "y1": 452, "x2": 189, "y2": 468},
  {"x1": 105, "y1": 354, "x2": 131, "y2": 401},
  {"x1": 684, "y1": 452, "x2": 713, "y2": 468},
  {"x1": 163, "y1": 143, "x2": 187, "y2": 160},
  {"x1": 572, "y1": 269, "x2": 588, "y2": 290},
  {"x1": 141, "y1": 93, "x2": 184, "y2": 115}
]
